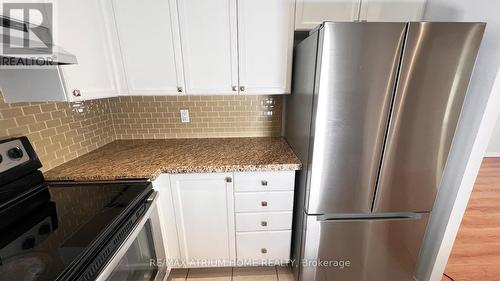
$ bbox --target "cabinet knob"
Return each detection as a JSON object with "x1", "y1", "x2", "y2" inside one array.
[
  {"x1": 225, "y1": 177, "x2": 232, "y2": 183},
  {"x1": 232, "y1": 85, "x2": 238, "y2": 91},
  {"x1": 239, "y1": 86, "x2": 245, "y2": 92},
  {"x1": 72, "y1": 89, "x2": 81, "y2": 97},
  {"x1": 261, "y1": 248, "x2": 267, "y2": 254},
  {"x1": 261, "y1": 201, "x2": 268, "y2": 207},
  {"x1": 261, "y1": 180, "x2": 268, "y2": 186},
  {"x1": 177, "y1": 86, "x2": 183, "y2": 93},
  {"x1": 261, "y1": 221, "x2": 267, "y2": 227}
]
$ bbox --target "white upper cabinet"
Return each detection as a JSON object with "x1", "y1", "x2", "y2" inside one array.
[
  {"x1": 295, "y1": 0, "x2": 362, "y2": 30},
  {"x1": 295, "y1": 0, "x2": 426, "y2": 30},
  {"x1": 359, "y1": 0, "x2": 426, "y2": 22},
  {"x1": 111, "y1": 0, "x2": 184, "y2": 95},
  {"x1": 237, "y1": 0, "x2": 294, "y2": 95},
  {"x1": 177, "y1": 0, "x2": 238, "y2": 95},
  {"x1": 54, "y1": 0, "x2": 121, "y2": 101}
]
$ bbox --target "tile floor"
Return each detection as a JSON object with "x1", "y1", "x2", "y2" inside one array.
[{"x1": 169, "y1": 266, "x2": 294, "y2": 281}]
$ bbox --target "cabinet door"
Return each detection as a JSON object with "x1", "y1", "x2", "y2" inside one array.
[
  {"x1": 111, "y1": 0, "x2": 184, "y2": 96},
  {"x1": 152, "y1": 174, "x2": 181, "y2": 266},
  {"x1": 237, "y1": 0, "x2": 294, "y2": 95},
  {"x1": 55, "y1": 0, "x2": 121, "y2": 101},
  {"x1": 177, "y1": 0, "x2": 238, "y2": 95},
  {"x1": 170, "y1": 173, "x2": 235, "y2": 267},
  {"x1": 359, "y1": 0, "x2": 426, "y2": 22},
  {"x1": 295, "y1": 0, "x2": 361, "y2": 31}
]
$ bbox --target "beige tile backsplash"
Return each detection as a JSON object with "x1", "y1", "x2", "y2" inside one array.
[
  {"x1": 0, "y1": 92, "x2": 282, "y2": 171},
  {"x1": 0, "y1": 91, "x2": 115, "y2": 171},
  {"x1": 110, "y1": 95, "x2": 282, "y2": 139}
]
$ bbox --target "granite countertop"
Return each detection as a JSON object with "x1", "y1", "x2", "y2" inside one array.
[{"x1": 44, "y1": 137, "x2": 302, "y2": 181}]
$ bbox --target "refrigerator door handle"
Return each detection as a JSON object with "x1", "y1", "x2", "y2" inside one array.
[{"x1": 316, "y1": 212, "x2": 424, "y2": 222}]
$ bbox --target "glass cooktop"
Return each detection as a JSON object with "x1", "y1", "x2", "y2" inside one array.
[{"x1": 0, "y1": 181, "x2": 152, "y2": 281}]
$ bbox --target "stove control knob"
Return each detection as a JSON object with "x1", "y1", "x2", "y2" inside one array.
[{"x1": 7, "y1": 147, "x2": 23, "y2": 160}]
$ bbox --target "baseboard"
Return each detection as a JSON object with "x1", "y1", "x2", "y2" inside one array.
[{"x1": 485, "y1": 152, "x2": 500, "y2": 157}]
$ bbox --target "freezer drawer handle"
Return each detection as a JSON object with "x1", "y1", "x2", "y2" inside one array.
[
  {"x1": 317, "y1": 212, "x2": 423, "y2": 222},
  {"x1": 261, "y1": 201, "x2": 268, "y2": 207}
]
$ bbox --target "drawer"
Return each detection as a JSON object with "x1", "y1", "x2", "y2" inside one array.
[
  {"x1": 234, "y1": 171, "x2": 295, "y2": 192},
  {"x1": 236, "y1": 212, "x2": 293, "y2": 232},
  {"x1": 236, "y1": 231, "x2": 291, "y2": 265},
  {"x1": 234, "y1": 191, "x2": 294, "y2": 212}
]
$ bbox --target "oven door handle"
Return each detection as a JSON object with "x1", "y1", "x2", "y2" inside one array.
[{"x1": 147, "y1": 190, "x2": 158, "y2": 203}]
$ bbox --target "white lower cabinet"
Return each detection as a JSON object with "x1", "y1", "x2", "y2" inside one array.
[
  {"x1": 235, "y1": 212, "x2": 293, "y2": 232},
  {"x1": 234, "y1": 171, "x2": 296, "y2": 192},
  {"x1": 234, "y1": 171, "x2": 295, "y2": 265},
  {"x1": 236, "y1": 231, "x2": 292, "y2": 265},
  {"x1": 170, "y1": 173, "x2": 236, "y2": 267},
  {"x1": 152, "y1": 174, "x2": 181, "y2": 265},
  {"x1": 154, "y1": 171, "x2": 295, "y2": 268},
  {"x1": 234, "y1": 192, "x2": 295, "y2": 213}
]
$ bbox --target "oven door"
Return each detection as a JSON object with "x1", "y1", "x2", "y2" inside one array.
[{"x1": 96, "y1": 191, "x2": 168, "y2": 281}]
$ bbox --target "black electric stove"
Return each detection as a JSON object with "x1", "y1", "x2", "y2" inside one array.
[{"x1": 0, "y1": 137, "x2": 152, "y2": 281}]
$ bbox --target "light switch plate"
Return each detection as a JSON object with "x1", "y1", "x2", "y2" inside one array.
[{"x1": 180, "y1": 109, "x2": 190, "y2": 123}]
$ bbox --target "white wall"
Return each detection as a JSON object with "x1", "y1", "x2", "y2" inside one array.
[
  {"x1": 487, "y1": 116, "x2": 500, "y2": 156},
  {"x1": 416, "y1": 1, "x2": 500, "y2": 280}
]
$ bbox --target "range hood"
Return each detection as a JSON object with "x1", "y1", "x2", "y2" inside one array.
[{"x1": 0, "y1": 16, "x2": 77, "y2": 65}]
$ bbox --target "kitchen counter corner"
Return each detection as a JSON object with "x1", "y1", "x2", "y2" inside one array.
[{"x1": 44, "y1": 137, "x2": 302, "y2": 181}]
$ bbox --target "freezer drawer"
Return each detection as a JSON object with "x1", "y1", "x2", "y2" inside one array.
[{"x1": 300, "y1": 213, "x2": 429, "y2": 281}]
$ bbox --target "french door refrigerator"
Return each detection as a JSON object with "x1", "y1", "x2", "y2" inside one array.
[{"x1": 285, "y1": 22, "x2": 485, "y2": 281}]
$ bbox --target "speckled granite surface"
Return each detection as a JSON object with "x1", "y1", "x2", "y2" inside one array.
[{"x1": 44, "y1": 137, "x2": 302, "y2": 181}]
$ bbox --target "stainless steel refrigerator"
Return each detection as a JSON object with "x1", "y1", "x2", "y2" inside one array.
[{"x1": 284, "y1": 22, "x2": 485, "y2": 281}]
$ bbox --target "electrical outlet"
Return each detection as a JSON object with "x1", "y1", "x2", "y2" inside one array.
[{"x1": 180, "y1": 109, "x2": 190, "y2": 123}]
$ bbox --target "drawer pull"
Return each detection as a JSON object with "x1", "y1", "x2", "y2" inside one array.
[
  {"x1": 261, "y1": 180, "x2": 268, "y2": 186},
  {"x1": 261, "y1": 201, "x2": 268, "y2": 207},
  {"x1": 261, "y1": 248, "x2": 267, "y2": 254},
  {"x1": 261, "y1": 221, "x2": 268, "y2": 227}
]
